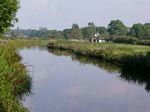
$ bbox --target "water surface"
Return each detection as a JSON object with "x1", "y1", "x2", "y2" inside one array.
[{"x1": 19, "y1": 47, "x2": 150, "y2": 112}]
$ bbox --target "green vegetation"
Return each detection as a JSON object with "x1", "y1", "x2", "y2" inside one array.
[
  {"x1": 8, "y1": 39, "x2": 48, "y2": 48},
  {"x1": 6, "y1": 20, "x2": 150, "y2": 45},
  {"x1": 108, "y1": 20, "x2": 128, "y2": 36},
  {"x1": 0, "y1": 0, "x2": 33, "y2": 111},
  {"x1": 48, "y1": 40, "x2": 150, "y2": 65},
  {"x1": 113, "y1": 36, "x2": 150, "y2": 46},
  {"x1": 0, "y1": 0, "x2": 19, "y2": 34},
  {"x1": 0, "y1": 42, "x2": 31, "y2": 112},
  {"x1": 129, "y1": 23, "x2": 144, "y2": 38},
  {"x1": 0, "y1": 39, "x2": 48, "y2": 112}
]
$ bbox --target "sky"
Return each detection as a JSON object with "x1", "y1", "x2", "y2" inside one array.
[{"x1": 15, "y1": 0, "x2": 150, "y2": 30}]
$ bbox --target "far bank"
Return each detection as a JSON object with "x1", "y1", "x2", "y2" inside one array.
[{"x1": 47, "y1": 40, "x2": 150, "y2": 69}]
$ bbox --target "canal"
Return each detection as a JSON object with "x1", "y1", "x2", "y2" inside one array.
[{"x1": 19, "y1": 47, "x2": 150, "y2": 112}]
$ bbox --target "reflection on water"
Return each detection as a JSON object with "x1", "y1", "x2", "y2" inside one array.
[
  {"x1": 49, "y1": 49, "x2": 150, "y2": 92},
  {"x1": 49, "y1": 49, "x2": 119, "y2": 73},
  {"x1": 19, "y1": 47, "x2": 150, "y2": 112}
]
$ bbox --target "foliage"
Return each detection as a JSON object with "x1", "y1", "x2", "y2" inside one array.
[
  {"x1": 108, "y1": 20, "x2": 128, "y2": 36},
  {"x1": 112, "y1": 36, "x2": 138, "y2": 44},
  {"x1": 49, "y1": 30, "x2": 64, "y2": 39},
  {"x1": 0, "y1": 0, "x2": 19, "y2": 34},
  {"x1": 63, "y1": 24, "x2": 83, "y2": 39},
  {"x1": 71, "y1": 24, "x2": 83, "y2": 39},
  {"x1": 80, "y1": 22, "x2": 97, "y2": 39},
  {"x1": 112, "y1": 36, "x2": 150, "y2": 46},
  {"x1": 86, "y1": 22, "x2": 96, "y2": 38},
  {"x1": 0, "y1": 42, "x2": 32, "y2": 112},
  {"x1": 129, "y1": 23, "x2": 144, "y2": 38},
  {"x1": 136, "y1": 39, "x2": 150, "y2": 46},
  {"x1": 96, "y1": 27, "x2": 109, "y2": 37},
  {"x1": 5, "y1": 21, "x2": 150, "y2": 41},
  {"x1": 143, "y1": 23, "x2": 150, "y2": 39},
  {"x1": 62, "y1": 28, "x2": 72, "y2": 39}
]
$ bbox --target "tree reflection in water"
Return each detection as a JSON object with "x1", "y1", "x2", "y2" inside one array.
[{"x1": 48, "y1": 49, "x2": 150, "y2": 92}]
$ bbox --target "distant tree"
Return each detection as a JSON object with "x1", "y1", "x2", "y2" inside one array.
[
  {"x1": 63, "y1": 29, "x2": 72, "y2": 39},
  {"x1": 11, "y1": 31, "x2": 18, "y2": 38},
  {"x1": 87, "y1": 22, "x2": 96, "y2": 37},
  {"x1": 96, "y1": 27, "x2": 109, "y2": 37},
  {"x1": 129, "y1": 23, "x2": 144, "y2": 38},
  {"x1": 0, "y1": 0, "x2": 19, "y2": 34},
  {"x1": 29, "y1": 30, "x2": 39, "y2": 37},
  {"x1": 70, "y1": 24, "x2": 83, "y2": 39},
  {"x1": 81, "y1": 22, "x2": 96, "y2": 39},
  {"x1": 49, "y1": 30, "x2": 64, "y2": 39},
  {"x1": 143, "y1": 23, "x2": 150, "y2": 39},
  {"x1": 108, "y1": 20, "x2": 128, "y2": 36},
  {"x1": 81, "y1": 28, "x2": 88, "y2": 39},
  {"x1": 38, "y1": 27, "x2": 49, "y2": 37}
]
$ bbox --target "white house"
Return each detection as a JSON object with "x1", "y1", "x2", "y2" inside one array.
[{"x1": 89, "y1": 33, "x2": 107, "y2": 43}]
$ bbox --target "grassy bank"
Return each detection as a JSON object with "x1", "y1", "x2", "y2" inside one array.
[
  {"x1": 0, "y1": 39, "x2": 48, "y2": 112},
  {"x1": 47, "y1": 40, "x2": 150, "y2": 65},
  {"x1": 112, "y1": 36, "x2": 150, "y2": 46},
  {"x1": 8, "y1": 39, "x2": 48, "y2": 48},
  {"x1": 0, "y1": 43, "x2": 32, "y2": 111}
]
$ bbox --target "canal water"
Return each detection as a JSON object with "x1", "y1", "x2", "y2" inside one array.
[{"x1": 19, "y1": 47, "x2": 150, "y2": 112}]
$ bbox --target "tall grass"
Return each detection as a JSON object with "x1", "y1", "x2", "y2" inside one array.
[{"x1": 0, "y1": 41, "x2": 32, "y2": 112}]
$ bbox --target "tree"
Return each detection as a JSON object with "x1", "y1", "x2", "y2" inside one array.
[
  {"x1": 49, "y1": 30, "x2": 64, "y2": 39},
  {"x1": 108, "y1": 20, "x2": 128, "y2": 36},
  {"x1": 143, "y1": 23, "x2": 150, "y2": 39},
  {"x1": 63, "y1": 29, "x2": 72, "y2": 39},
  {"x1": 71, "y1": 24, "x2": 83, "y2": 39},
  {"x1": 81, "y1": 22, "x2": 96, "y2": 38},
  {"x1": 96, "y1": 27, "x2": 109, "y2": 37},
  {"x1": 0, "y1": 0, "x2": 19, "y2": 34},
  {"x1": 129, "y1": 23, "x2": 144, "y2": 38},
  {"x1": 87, "y1": 22, "x2": 96, "y2": 38}
]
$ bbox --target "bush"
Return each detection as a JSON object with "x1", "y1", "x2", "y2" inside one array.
[
  {"x1": 112, "y1": 36, "x2": 138, "y2": 44},
  {"x1": 136, "y1": 39, "x2": 150, "y2": 46}
]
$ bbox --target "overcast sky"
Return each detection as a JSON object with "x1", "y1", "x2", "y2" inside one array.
[{"x1": 15, "y1": 0, "x2": 150, "y2": 30}]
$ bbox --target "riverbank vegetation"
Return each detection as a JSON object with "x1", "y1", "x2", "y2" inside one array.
[
  {"x1": 0, "y1": 0, "x2": 32, "y2": 111},
  {"x1": 8, "y1": 39, "x2": 48, "y2": 48},
  {"x1": 48, "y1": 40, "x2": 150, "y2": 66},
  {"x1": 0, "y1": 38, "x2": 49, "y2": 112},
  {"x1": 0, "y1": 42, "x2": 32, "y2": 112}
]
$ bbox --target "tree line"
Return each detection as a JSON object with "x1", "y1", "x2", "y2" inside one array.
[{"x1": 6, "y1": 20, "x2": 150, "y2": 40}]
